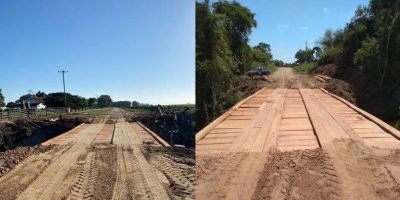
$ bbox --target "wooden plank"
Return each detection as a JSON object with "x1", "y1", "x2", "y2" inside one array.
[
  {"x1": 279, "y1": 123, "x2": 313, "y2": 131},
  {"x1": 206, "y1": 133, "x2": 239, "y2": 138},
  {"x1": 261, "y1": 89, "x2": 288, "y2": 152},
  {"x1": 230, "y1": 89, "x2": 282, "y2": 152},
  {"x1": 198, "y1": 137, "x2": 236, "y2": 145},
  {"x1": 196, "y1": 88, "x2": 269, "y2": 143},
  {"x1": 320, "y1": 88, "x2": 400, "y2": 140},
  {"x1": 137, "y1": 122, "x2": 170, "y2": 147}
]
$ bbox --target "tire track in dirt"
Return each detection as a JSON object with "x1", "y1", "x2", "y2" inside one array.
[
  {"x1": 112, "y1": 122, "x2": 170, "y2": 200},
  {"x1": 16, "y1": 124, "x2": 103, "y2": 200},
  {"x1": 69, "y1": 151, "x2": 100, "y2": 200},
  {"x1": 251, "y1": 149, "x2": 341, "y2": 200},
  {"x1": 145, "y1": 148, "x2": 195, "y2": 200}
]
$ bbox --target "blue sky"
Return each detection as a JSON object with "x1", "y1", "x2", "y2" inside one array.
[
  {"x1": 238, "y1": 0, "x2": 369, "y2": 63},
  {"x1": 0, "y1": 0, "x2": 194, "y2": 105}
]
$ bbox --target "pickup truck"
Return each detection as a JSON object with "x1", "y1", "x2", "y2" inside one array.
[{"x1": 247, "y1": 67, "x2": 270, "y2": 77}]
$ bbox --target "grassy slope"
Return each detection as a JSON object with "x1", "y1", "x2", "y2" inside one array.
[
  {"x1": 293, "y1": 63, "x2": 317, "y2": 74},
  {"x1": 66, "y1": 108, "x2": 110, "y2": 115}
]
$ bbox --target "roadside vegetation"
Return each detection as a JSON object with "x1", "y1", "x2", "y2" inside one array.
[
  {"x1": 196, "y1": 0, "x2": 280, "y2": 130},
  {"x1": 126, "y1": 104, "x2": 195, "y2": 147},
  {"x1": 318, "y1": 0, "x2": 400, "y2": 129},
  {"x1": 293, "y1": 63, "x2": 317, "y2": 74},
  {"x1": 66, "y1": 108, "x2": 110, "y2": 115},
  {"x1": 290, "y1": 0, "x2": 400, "y2": 129}
]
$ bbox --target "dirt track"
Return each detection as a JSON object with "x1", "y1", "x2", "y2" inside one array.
[
  {"x1": 196, "y1": 68, "x2": 400, "y2": 200},
  {"x1": 0, "y1": 108, "x2": 195, "y2": 200},
  {"x1": 266, "y1": 67, "x2": 324, "y2": 89}
]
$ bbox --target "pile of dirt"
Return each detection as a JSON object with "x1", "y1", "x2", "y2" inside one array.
[
  {"x1": 325, "y1": 79, "x2": 356, "y2": 104},
  {"x1": 252, "y1": 149, "x2": 340, "y2": 200},
  {"x1": 312, "y1": 64, "x2": 338, "y2": 77},
  {"x1": 235, "y1": 75, "x2": 265, "y2": 97},
  {"x1": 0, "y1": 145, "x2": 53, "y2": 177},
  {"x1": 144, "y1": 146, "x2": 195, "y2": 200}
]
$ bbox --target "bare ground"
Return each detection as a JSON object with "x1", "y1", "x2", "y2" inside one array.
[
  {"x1": 144, "y1": 146, "x2": 195, "y2": 200},
  {"x1": 265, "y1": 67, "x2": 324, "y2": 89}
]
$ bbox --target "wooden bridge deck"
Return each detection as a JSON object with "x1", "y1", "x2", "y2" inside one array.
[{"x1": 196, "y1": 88, "x2": 400, "y2": 154}]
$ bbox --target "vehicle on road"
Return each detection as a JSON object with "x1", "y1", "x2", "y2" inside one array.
[{"x1": 247, "y1": 67, "x2": 270, "y2": 77}]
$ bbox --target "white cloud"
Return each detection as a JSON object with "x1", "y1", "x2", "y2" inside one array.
[{"x1": 323, "y1": 7, "x2": 336, "y2": 15}]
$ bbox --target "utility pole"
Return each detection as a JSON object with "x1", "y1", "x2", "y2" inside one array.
[{"x1": 58, "y1": 70, "x2": 68, "y2": 113}]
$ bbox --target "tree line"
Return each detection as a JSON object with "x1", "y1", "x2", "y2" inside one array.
[
  {"x1": 196, "y1": 0, "x2": 274, "y2": 130},
  {"x1": 0, "y1": 90, "x2": 149, "y2": 110},
  {"x1": 302, "y1": 0, "x2": 400, "y2": 126}
]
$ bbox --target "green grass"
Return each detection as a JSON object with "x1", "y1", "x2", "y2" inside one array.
[
  {"x1": 124, "y1": 107, "x2": 152, "y2": 115},
  {"x1": 66, "y1": 108, "x2": 110, "y2": 115},
  {"x1": 293, "y1": 63, "x2": 317, "y2": 74}
]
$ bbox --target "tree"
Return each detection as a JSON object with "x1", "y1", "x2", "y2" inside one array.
[
  {"x1": 112, "y1": 101, "x2": 131, "y2": 108},
  {"x1": 97, "y1": 95, "x2": 112, "y2": 107},
  {"x1": 68, "y1": 95, "x2": 87, "y2": 109},
  {"x1": 314, "y1": 0, "x2": 400, "y2": 126},
  {"x1": 6, "y1": 102, "x2": 15, "y2": 108},
  {"x1": 88, "y1": 98, "x2": 97, "y2": 107},
  {"x1": 213, "y1": 0, "x2": 257, "y2": 74},
  {"x1": 36, "y1": 91, "x2": 47, "y2": 98},
  {"x1": 44, "y1": 93, "x2": 66, "y2": 107},
  {"x1": 0, "y1": 89, "x2": 4, "y2": 107},
  {"x1": 18, "y1": 93, "x2": 33, "y2": 103},
  {"x1": 196, "y1": 1, "x2": 235, "y2": 129},
  {"x1": 252, "y1": 42, "x2": 273, "y2": 67},
  {"x1": 295, "y1": 48, "x2": 314, "y2": 64},
  {"x1": 272, "y1": 60, "x2": 285, "y2": 67},
  {"x1": 132, "y1": 101, "x2": 140, "y2": 108},
  {"x1": 44, "y1": 93, "x2": 87, "y2": 109}
]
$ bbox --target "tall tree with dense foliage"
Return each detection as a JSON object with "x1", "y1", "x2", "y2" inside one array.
[
  {"x1": 294, "y1": 48, "x2": 315, "y2": 64},
  {"x1": 196, "y1": 0, "x2": 272, "y2": 130},
  {"x1": 0, "y1": 89, "x2": 4, "y2": 107},
  {"x1": 44, "y1": 93, "x2": 87, "y2": 109},
  {"x1": 196, "y1": 0, "x2": 234, "y2": 128},
  {"x1": 252, "y1": 42, "x2": 273, "y2": 67},
  {"x1": 97, "y1": 95, "x2": 113, "y2": 107},
  {"x1": 112, "y1": 101, "x2": 131, "y2": 108},
  {"x1": 213, "y1": 0, "x2": 257, "y2": 74},
  {"x1": 87, "y1": 98, "x2": 97, "y2": 107},
  {"x1": 315, "y1": 0, "x2": 400, "y2": 126}
]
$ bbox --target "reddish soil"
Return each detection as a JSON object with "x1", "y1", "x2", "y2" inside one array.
[
  {"x1": 324, "y1": 79, "x2": 356, "y2": 104},
  {"x1": 312, "y1": 64, "x2": 338, "y2": 77},
  {"x1": 0, "y1": 145, "x2": 53, "y2": 177}
]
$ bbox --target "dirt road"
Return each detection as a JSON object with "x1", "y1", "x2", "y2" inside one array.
[
  {"x1": 196, "y1": 68, "x2": 400, "y2": 200},
  {"x1": 266, "y1": 67, "x2": 323, "y2": 89},
  {"x1": 0, "y1": 108, "x2": 195, "y2": 200}
]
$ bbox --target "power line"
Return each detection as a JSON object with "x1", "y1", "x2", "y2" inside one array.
[{"x1": 58, "y1": 70, "x2": 68, "y2": 113}]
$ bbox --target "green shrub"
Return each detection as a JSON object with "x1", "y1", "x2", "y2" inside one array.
[{"x1": 293, "y1": 63, "x2": 317, "y2": 74}]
